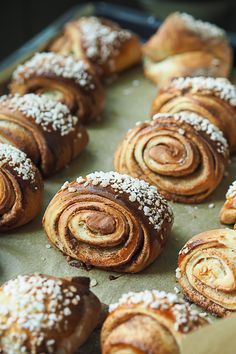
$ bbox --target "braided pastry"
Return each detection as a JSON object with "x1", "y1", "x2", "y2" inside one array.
[
  {"x1": 114, "y1": 112, "x2": 229, "y2": 203},
  {"x1": 143, "y1": 12, "x2": 232, "y2": 84},
  {"x1": 0, "y1": 94, "x2": 88, "y2": 176},
  {"x1": 101, "y1": 289, "x2": 208, "y2": 354},
  {"x1": 220, "y1": 181, "x2": 236, "y2": 227},
  {"x1": 177, "y1": 229, "x2": 236, "y2": 317},
  {"x1": 49, "y1": 16, "x2": 142, "y2": 78},
  {"x1": 0, "y1": 274, "x2": 101, "y2": 353},
  {"x1": 43, "y1": 171, "x2": 173, "y2": 273},
  {"x1": 151, "y1": 76, "x2": 236, "y2": 153},
  {"x1": 10, "y1": 52, "x2": 104, "y2": 124},
  {"x1": 0, "y1": 143, "x2": 43, "y2": 231}
]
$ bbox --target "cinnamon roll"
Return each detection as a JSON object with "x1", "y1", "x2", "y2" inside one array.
[
  {"x1": 49, "y1": 16, "x2": 142, "y2": 78},
  {"x1": 143, "y1": 12, "x2": 232, "y2": 84},
  {"x1": 114, "y1": 112, "x2": 229, "y2": 203},
  {"x1": 0, "y1": 143, "x2": 43, "y2": 231},
  {"x1": 151, "y1": 76, "x2": 236, "y2": 153},
  {"x1": 177, "y1": 229, "x2": 236, "y2": 317},
  {"x1": 10, "y1": 52, "x2": 104, "y2": 124},
  {"x1": 220, "y1": 181, "x2": 236, "y2": 226},
  {"x1": 0, "y1": 94, "x2": 88, "y2": 176},
  {"x1": 43, "y1": 171, "x2": 173, "y2": 273},
  {"x1": 0, "y1": 274, "x2": 101, "y2": 353},
  {"x1": 101, "y1": 289, "x2": 208, "y2": 354}
]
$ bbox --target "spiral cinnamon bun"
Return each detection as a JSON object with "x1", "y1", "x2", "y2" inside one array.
[
  {"x1": 220, "y1": 181, "x2": 236, "y2": 227},
  {"x1": 10, "y1": 52, "x2": 104, "y2": 124},
  {"x1": 0, "y1": 94, "x2": 88, "y2": 176},
  {"x1": 43, "y1": 171, "x2": 173, "y2": 273},
  {"x1": 49, "y1": 16, "x2": 142, "y2": 78},
  {"x1": 152, "y1": 76, "x2": 236, "y2": 153},
  {"x1": 101, "y1": 289, "x2": 208, "y2": 354},
  {"x1": 114, "y1": 112, "x2": 229, "y2": 203},
  {"x1": 0, "y1": 274, "x2": 101, "y2": 353},
  {"x1": 0, "y1": 143, "x2": 43, "y2": 231},
  {"x1": 143, "y1": 12, "x2": 232, "y2": 84},
  {"x1": 177, "y1": 229, "x2": 236, "y2": 317}
]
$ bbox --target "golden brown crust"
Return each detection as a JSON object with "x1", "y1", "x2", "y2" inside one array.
[
  {"x1": 114, "y1": 113, "x2": 228, "y2": 203},
  {"x1": 143, "y1": 12, "x2": 232, "y2": 84},
  {"x1": 49, "y1": 16, "x2": 142, "y2": 78},
  {"x1": 177, "y1": 229, "x2": 236, "y2": 317},
  {"x1": 220, "y1": 181, "x2": 236, "y2": 226},
  {"x1": 151, "y1": 76, "x2": 236, "y2": 153},
  {"x1": 43, "y1": 171, "x2": 173, "y2": 273},
  {"x1": 10, "y1": 52, "x2": 105, "y2": 124},
  {"x1": 0, "y1": 94, "x2": 88, "y2": 176},
  {"x1": 0, "y1": 274, "x2": 101, "y2": 353},
  {"x1": 101, "y1": 290, "x2": 207, "y2": 354},
  {"x1": 0, "y1": 143, "x2": 43, "y2": 231}
]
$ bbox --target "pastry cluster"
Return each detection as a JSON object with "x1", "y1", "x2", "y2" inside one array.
[{"x1": 0, "y1": 10, "x2": 235, "y2": 354}]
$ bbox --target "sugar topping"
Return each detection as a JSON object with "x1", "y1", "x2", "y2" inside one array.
[
  {"x1": 153, "y1": 112, "x2": 228, "y2": 155},
  {"x1": 0, "y1": 94, "x2": 78, "y2": 136},
  {"x1": 0, "y1": 274, "x2": 81, "y2": 353},
  {"x1": 79, "y1": 16, "x2": 132, "y2": 65},
  {"x1": 0, "y1": 144, "x2": 35, "y2": 181},
  {"x1": 109, "y1": 290, "x2": 205, "y2": 333},
  {"x1": 226, "y1": 180, "x2": 236, "y2": 199},
  {"x1": 12, "y1": 52, "x2": 95, "y2": 90},
  {"x1": 177, "y1": 12, "x2": 225, "y2": 39},
  {"x1": 62, "y1": 171, "x2": 173, "y2": 231},
  {"x1": 168, "y1": 77, "x2": 236, "y2": 107}
]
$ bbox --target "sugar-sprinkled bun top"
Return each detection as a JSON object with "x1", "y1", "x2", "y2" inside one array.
[
  {"x1": 109, "y1": 289, "x2": 207, "y2": 333},
  {"x1": 152, "y1": 112, "x2": 228, "y2": 155},
  {"x1": 61, "y1": 171, "x2": 174, "y2": 231},
  {"x1": 166, "y1": 77, "x2": 236, "y2": 107},
  {"x1": 176, "y1": 12, "x2": 225, "y2": 39},
  {"x1": 0, "y1": 94, "x2": 78, "y2": 136},
  {"x1": 226, "y1": 180, "x2": 236, "y2": 199},
  {"x1": 12, "y1": 52, "x2": 96, "y2": 90},
  {"x1": 79, "y1": 16, "x2": 132, "y2": 64},
  {"x1": 0, "y1": 274, "x2": 88, "y2": 353},
  {"x1": 0, "y1": 143, "x2": 36, "y2": 182}
]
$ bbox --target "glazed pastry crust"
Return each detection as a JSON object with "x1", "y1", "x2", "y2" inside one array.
[
  {"x1": 178, "y1": 229, "x2": 236, "y2": 317},
  {"x1": 114, "y1": 113, "x2": 229, "y2": 203},
  {"x1": 151, "y1": 76, "x2": 236, "y2": 153},
  {"x1": 49, "y1": 16, "x2": 142, "y2": 78},
  {"x1": 43, "y1": 172, "x2": 173, "y2": 273},
  {"x1": 0, "y1": 143, "x2": 43, "y2": 231},
  {"x1": 143, "y1": 12, "x2": 232, "y2": 84},
  {"x1": 220, "y1": 181, "x2": 236, "y2": 226},
  {"x1": 0, "y1": 94, "x2": 88, "y2": 176},
  {"x1": 101, "y1": 290, "x2": 207, "y2": 354},
  {"x1": 0, "y1": 274, "x2": 101, "y2": 353},
  {"x1": 10, "y1": 52, "x2": 105, "y2": 124}
]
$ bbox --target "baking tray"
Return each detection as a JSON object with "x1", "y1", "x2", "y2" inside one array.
[{"x1": 0, "y1": 3, "x2": 236, "y2": 353}]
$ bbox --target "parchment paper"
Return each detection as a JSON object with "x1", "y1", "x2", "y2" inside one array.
[{"x1": 0, "y1": 41, "x2": 236, "y2": 354}]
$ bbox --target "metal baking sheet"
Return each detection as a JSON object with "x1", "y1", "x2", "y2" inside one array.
[{"x1": 0, "y1": 3, "x2": 236, "y2": 353}]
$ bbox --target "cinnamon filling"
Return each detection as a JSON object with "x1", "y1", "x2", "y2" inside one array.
[
  {"x1": 149, "y1": 143, "x2": 184, "y2": 164},
  {"x1": 86, "y1": 211, "x2": 116, "y2": 235}
]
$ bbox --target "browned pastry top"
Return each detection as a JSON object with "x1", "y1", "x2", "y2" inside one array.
[
  {"x1": 161, "y1": 76, "x2": 236, "y2": 107},
  {"x1": 0, "y1": 93, "x2": 78, "y2": 137},
  {"x1": 12, "y1": 52, "x2": 97, "y2": 91}
]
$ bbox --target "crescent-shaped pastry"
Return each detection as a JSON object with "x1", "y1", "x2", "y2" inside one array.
[
  {"x1": 10, "y1": 52, "x2": 104, "y2": 124},
  {"x1": 220, "y1": 181, "x2": 236, "y2": 226},
  {"x1": 0, "y1": 274, "x2": 101, "y2": 353},
  {"x1": 114, "y1": 112, "x2": 229, "y2": 203},
  {"x1": 177, "y1": 229, "x2": 236, "y2": 317},
  {"x1": 101, "y1": 289, "x2": 208, "y2": 354},
  {"x1": 0, "y1": 143, "x2": 43, "y2": 231},
  {"x1": 151, "y1": 76, "x2": 236, "y2": 153},
  {"x1": 0, "y1": 94, "x2": 88, "y2": 176},
  {"x1": 49, "y1": 16, "x2": 142, "y2": 78},
  {"x1": 143, "y1": 12, "x2": 232, "y2": 84},
  {"x1": 43, "y1": 171, "x2": 173, "y2": 273}
]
